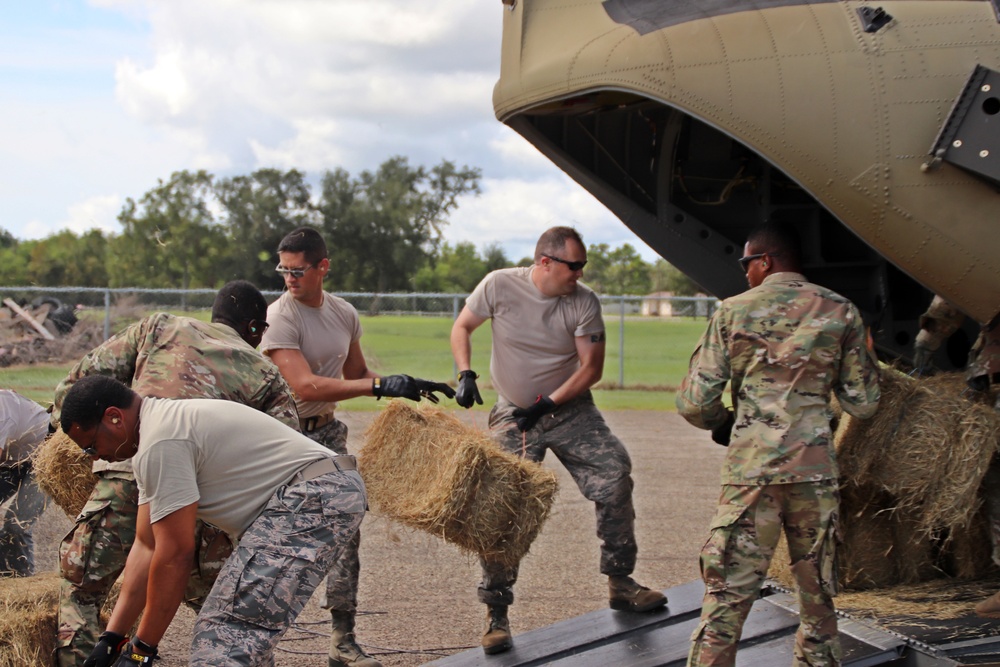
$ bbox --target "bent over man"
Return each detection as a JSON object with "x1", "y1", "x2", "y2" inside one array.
[
  {"x1": 52, "y1": 280, "x2": 299, "y2": 667},
  {"x1": 450, "y1": 225, "x2": 666, "y2": 655},
  {"x1": 61, "y1": 375, "x2": 366, "y2": 666},
  {"x1": 678, "y1": 223, "x2": 880, "y2": 667},
  {"x1": 261, "y1": 226, "x2": 454, "y2": 667}
]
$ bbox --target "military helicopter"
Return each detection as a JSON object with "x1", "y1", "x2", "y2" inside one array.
[
  {"x1": 427, "y1": 2, "x2": 1000, "y2": 665},
  {"x1": 493, "y1": 0, "x2": 1000, "y2": 372}
]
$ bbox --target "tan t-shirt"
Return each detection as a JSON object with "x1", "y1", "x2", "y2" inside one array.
[
  {"x1": 134, "y1": 397, "x2": 334, "y2": 538},
  {"x1": 261, "y1": 291, "x2": 362, "y2": 418},
  {"x1": 465, "y1": 267, "x2": 604, "y2": 408}
]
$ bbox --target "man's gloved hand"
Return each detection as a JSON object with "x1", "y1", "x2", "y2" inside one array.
[
  {"x1": 711, "y1": 410, "x2": 736, "y2": 447},
  {"x1": 83, "y1": 631, "x2": 128, "y2": 667},
  {"x1": 413, "y1": 377, "x2": 456, "y2": 404},
  {"x1": 512, "y1": 396, "x2": 557, "y2": 432},
  {"x1": 374, "y1": 375, "x2": 456, "y2": 403},
  {"x1": 455, "y1": 370, "x2": 483, "y2": 409},
  {"x1": 110, "y1": 641, "x2": 156, "y2": 666}
]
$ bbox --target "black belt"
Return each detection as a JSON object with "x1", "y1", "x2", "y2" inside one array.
[
  {"x1": 292, "y1": 455, "x2": 357, "y2": 484},
  {"x1": 300, "y1": 412, "x2": 336, "y2": 433}
]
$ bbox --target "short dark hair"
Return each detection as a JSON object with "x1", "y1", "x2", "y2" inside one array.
[
  {"x1": 60, "y1": 375, "x2": 135, "y2": 434},
  {"x1": 278, "y1": 227, "x2": 327, "y2": 265},
  {"x1": 534, "y1": 226, "x2": 584, "y2": 262},
  {"x1": 746, "y1": 222, "x2": 802, "y2": 268},
  {"x1": 211, "y1": 280, "x2": 266, "y2": 325}
]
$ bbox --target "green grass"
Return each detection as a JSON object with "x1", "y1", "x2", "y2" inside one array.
[{"x1": 1, "y1": 314, "x2": 708, "y2": 412}]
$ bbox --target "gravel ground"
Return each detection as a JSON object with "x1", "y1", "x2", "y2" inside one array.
[{"x1": 29, "y1": 408, "x2": 724, "y2": 666}]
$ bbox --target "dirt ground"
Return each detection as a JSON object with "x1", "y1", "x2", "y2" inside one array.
[{"x1": 29, "y1": 409, "x2": 724, "y2": 666}]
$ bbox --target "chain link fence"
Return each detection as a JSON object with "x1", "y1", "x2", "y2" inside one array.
[{"x1": 0, "y1": 286, "x2": 718, "y2": 386}]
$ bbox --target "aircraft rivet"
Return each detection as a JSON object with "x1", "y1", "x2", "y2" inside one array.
[
  {"x1": 981, "y1": 150, "x2": 990, "y2": 158},
  {"x1": 953, "y1": 140, "x2": 963, "y2": 148},
  {"x1": 983, "y1": 84, "x2": 992, "y2": 93}
]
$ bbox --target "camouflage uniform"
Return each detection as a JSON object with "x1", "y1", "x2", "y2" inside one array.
[
  {"x1": 478, "y1": 392, "x2": 637, "y2": 606},
  {"x1": 678, "y1": 272, "x2": 880, "y2": 667},
  {"x1": 302, "y1": 418, "x2": 362, "y2": 613},
  {"x1": 189, "y1": 468, "x2": 366, "y2": 666},
  {"x1": 51, "y1": 313, "x2": 299, "y2": 667}
]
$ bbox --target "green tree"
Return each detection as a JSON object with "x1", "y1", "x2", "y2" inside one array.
[
  {"x1": 108, "y1": 170, "x2": 225, "y2": 289},
  {"x1": 583, "y1": 243, "x2": 651, "y2": 295},
  {"x1": 317, "y1": 156, "x2": 481, "y2": 292},
  {"x1": 481, "y1": 241, "x2": 511, "y2": 273},
  {"x1": 25, "y1": 230, "x2": 109, "y2": 286},
  {"x1": 650, "y1": 258, "x2": 704, "y2": 295},
  {"x1": 216, "y1": 168, "x2": 316, "y2": 290},
  {"x1": 413, "y1": 242, "x2": 487, "y2": 292}
]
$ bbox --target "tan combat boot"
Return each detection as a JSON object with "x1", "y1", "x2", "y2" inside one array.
[
  {"x1": 482, "y1": 604, "x2": 513, "y2": 655},
  {"x1": 609, "y1": 575, "x2": 668, "y2": 613},
  {"x1": 975, "y1": 591, "x2": 1000, "y2": 618},
  {"x1": 329, "y1": 610, "x2": 382, "y2": 667}
]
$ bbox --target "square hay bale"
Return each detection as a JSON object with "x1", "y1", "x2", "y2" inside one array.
[
  {"x1": 359, "y1": 401, "x2": 559, "y2": 568},
  {"x1": 30, "y1": 431, "x2": 95, "y2": 519},
  {"x1": 0, "y1": 571, "x2": 59, "y2": 667}
]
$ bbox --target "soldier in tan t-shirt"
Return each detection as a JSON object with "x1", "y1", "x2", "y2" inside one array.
[
  {"x1": 260, "y1": 226, "x2": 453, "y2": 667},
  {"x1": 450, "y1": 226, "x2": 666, "y2": 655}
]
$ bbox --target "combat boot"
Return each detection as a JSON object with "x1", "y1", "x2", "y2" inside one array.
[
  {"x1": 329, "y1": 610, "x2": 382, "y2": 667},
  {"x1": 482, "y1": 604, "x2": 513, "y2": 655},
  {"x1": 609, "y1": 575, "x2": 668, "y2": 613},
  {"x1": 975, "y1": 591, "x2": 1000, "y2": 618}
]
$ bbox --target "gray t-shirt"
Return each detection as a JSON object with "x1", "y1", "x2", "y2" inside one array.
[
  {"x1": 465, "y1": 267, "x2": 605, "y2": 408},
  {"x1": 261, "y1": 290, "x2": 363, "y2": 418},
  {"x1": 133, "y1": 397, "x2": 333, "y2": 538}
]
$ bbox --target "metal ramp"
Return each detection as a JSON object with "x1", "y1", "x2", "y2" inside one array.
[{"x1": 427, "y1": 580, "x2": 1000, "y2": 666}]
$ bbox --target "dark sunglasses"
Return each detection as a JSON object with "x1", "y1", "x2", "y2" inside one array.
[
  {"x1": 737, "y1": 252, "x2": 779, "y2": 273},
  {"x1": 248, "y1": 320, "x2": 269, "y2": 335},
  {"x1": 542, "y1": 254, "x2": 587, "y2": 272}
]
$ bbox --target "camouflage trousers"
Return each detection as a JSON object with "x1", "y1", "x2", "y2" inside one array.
[
  {"x1": 688, "y1": 480, "x2": 841, "y2": 667},
  {"x1": 302, "y1": 418, "x2": 363, "y2": 614},
  {"x1": 0, "y1": 461, "x2": 47, "y2": 576},
  {"x1": 479, "y1": 392, "x2": 637, "y2": 606},
  {"x1": 56, "y1": 471, "x2": 235, "y2": 667},
  {"x1": 189, "y1": 467, "x2": 366, "y2": 666}
]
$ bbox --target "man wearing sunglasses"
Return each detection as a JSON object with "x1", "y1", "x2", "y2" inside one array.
[
  {"x1": 51, "y1": 280, "x2": 298, "y2": 667},
  {"x1": 261, "y1": 226, "x2": 454, "y2": 667},
  {"x1": 450, "y1": 226, "x2": 666, "y2": 655},
  {"x1": 677, "y1": 223, "x2": 881, "y2": 667}
]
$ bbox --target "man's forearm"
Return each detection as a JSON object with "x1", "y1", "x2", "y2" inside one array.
[
  {"x1": 134, "y1": 547, "x2": 194, "y2": 646},
  {"x1": 106, "y1": 539, "x2": 154, "y2": 635}
]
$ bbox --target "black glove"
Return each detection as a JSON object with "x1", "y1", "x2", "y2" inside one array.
[
  {"x1": 711, "y1": 410, "x2": 736, "y2": 446},
  {"x1": 413, "y1": 377, "x2": 456, "y2": 404},
  {"x1": 512, "y1": 396, "x2": 557, "y2": 432},
  {"x1": 374, "y1": 375, "x2": 456, "y2": 403},
  {"x1": 111, "y1": 640, "x2": 157, "y2": 667},
  {"x1": 455, "y1": 370, "x2": 484, "y2": 409},
  {"x1": 83, "y1": 631, "x2": 128, "y2": 667}
]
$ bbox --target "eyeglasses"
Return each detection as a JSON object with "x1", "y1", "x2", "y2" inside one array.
[
  {"x1": 542, "y1": 254, "x2": 587, "y2": 272},
  {"x1": 275, "y1": 264, "x2": 315, "y2": 279},
  {"x1": 248, "y1": 320, "x2": 269, "y2": 335},
  {"x1": 737, "y1": 253, "x2": 765, "y2": 272},
  {"x1": 737, "y1": 252, "x2": 779, "y2": 273}
]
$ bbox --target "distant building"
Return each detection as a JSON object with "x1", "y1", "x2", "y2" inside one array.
[{"x1": 641, "y1": 292, "x2": 675, "y2": 317}]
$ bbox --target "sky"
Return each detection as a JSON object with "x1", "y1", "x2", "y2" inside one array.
[{"x1": 0, "y1": 0, "x2": 660, "y2": 264}]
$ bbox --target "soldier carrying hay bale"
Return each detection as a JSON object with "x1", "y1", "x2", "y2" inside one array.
[{"x1": 450, "y1": 225, "x2": 666, "y2": 655}]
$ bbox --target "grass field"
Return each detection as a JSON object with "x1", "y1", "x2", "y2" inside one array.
[{"x1": 0, "y1": 314, "x2": 709, "y2": 411}]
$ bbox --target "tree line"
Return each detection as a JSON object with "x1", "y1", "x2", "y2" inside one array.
[{"x1": 0, "y1": 156, "x2": 702, "y2": 296}]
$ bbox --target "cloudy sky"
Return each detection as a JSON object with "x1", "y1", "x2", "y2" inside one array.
[{"x1": 1, "y1": 0, "x2": 659, "y2": 264}]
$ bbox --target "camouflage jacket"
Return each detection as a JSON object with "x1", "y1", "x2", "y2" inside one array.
[
  {"x1": 52, "y1": 313, "x2": 299, "y2": 472},
  {"x1": 677, "y1": 272, "x2": 880, "y2": 485}
]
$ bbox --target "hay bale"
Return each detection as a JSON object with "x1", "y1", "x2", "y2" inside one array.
[
  {"x1": 359, "y1": 401, "x2": 559, "y2": 568},
  {"x1": 836, "y1": 367, "x2": 1000, "y2": 539},
  {"x1": 0, "y1": 571, "x2": 60, "y2": 667},
  {"x1": 31, "y1": 431, "x2": 94, "y2": 519}
]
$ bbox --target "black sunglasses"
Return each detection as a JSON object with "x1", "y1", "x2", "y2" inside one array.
[
  {"x1": 738, "y1": 252, "x2": 779, "y2": 273},
  {"x1": 542, "y1": 254, "x2": 587, "y2": 272}
]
